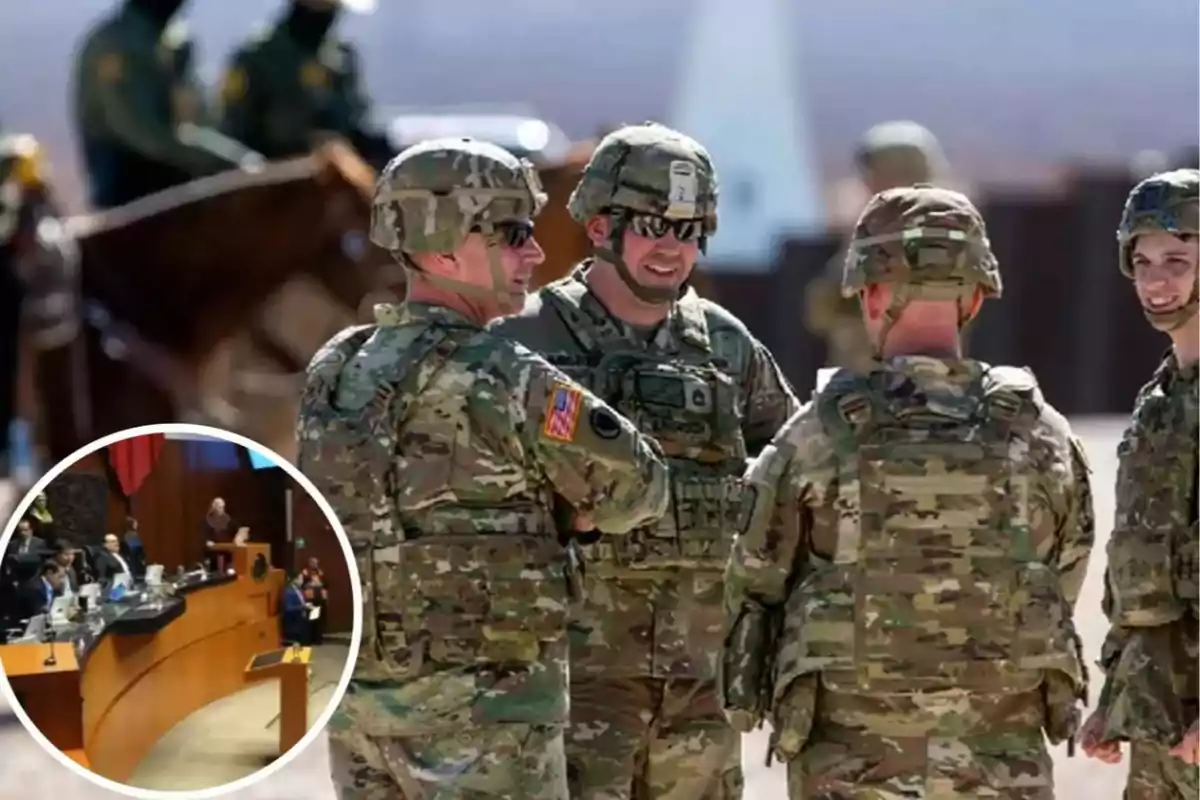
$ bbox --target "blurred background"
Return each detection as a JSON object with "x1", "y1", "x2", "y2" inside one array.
[
  {"x1": 0, "y1": 0, "x2": 1195, "y2": 476},
  {"x1": 0, "y1": 2, "x2": 1196, "y2": 797}
]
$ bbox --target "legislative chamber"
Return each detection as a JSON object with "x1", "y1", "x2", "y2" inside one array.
[{"x1": 0, "y1": 431, "x2": 352, "y2": 790}]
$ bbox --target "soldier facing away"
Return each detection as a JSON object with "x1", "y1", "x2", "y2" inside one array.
[
  {"x1": 72, "y1": 0, "x2": 260, "y2": 209},
  {"x1": 722, "y1": 184, "x2": 1096, "y2": 799},
  {"x1": 804, "y1": 120, "x2": 948, "y2": 372},
  {"x1": 491, "y1": 121, "x2": 798, "y2": 799},
  {"x1": 296, "y1": 137, "x2": 671, "y2": 799},
  {"x1": 1080, "y1": 168, "x2": 1200, "y2": 799},
  {"x1": 218, "y1": 0, "x2": 393, "y2": 170}
]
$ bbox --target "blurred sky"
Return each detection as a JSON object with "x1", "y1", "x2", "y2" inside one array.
[{"x1": 0, "y1": 0, "x2": 1196, "y2": 208}]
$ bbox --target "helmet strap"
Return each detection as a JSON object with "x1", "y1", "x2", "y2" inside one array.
[
  {"x1": 594, "y1": 214, "x2": 683, "y2": 305},
  {"x1": 1145, "y1": 277, "x2": 1200, "y2": 332},
  {"x1": 396, "y1": 222, "x2": 522, "y2": 313},
  {"x1": 869, "y1": 282, "x2": 975, "y2": 358}
]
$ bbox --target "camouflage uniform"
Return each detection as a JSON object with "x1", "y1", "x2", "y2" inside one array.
[
  {"x1": 218, "y1": 0, "x2": 392, "y2": 170},
  {"x1": 723, "y1": 185, "x2": 1096, "y2": 799},
  {"x1": 491, "y1": 122, "x2": 799, "y2": 799},
  {"x1": 1095, "y1": 169, "x2": 1199, "y2": 800},
  {"x1": 72, "y1": 0, "x2": 257, "y2": 209},
  {"x1": 297, "y1": 137, "x2": 671, "y2": 799},
  {"x1": 804, "y1": 121, "x2": 948, "y2": 372}
]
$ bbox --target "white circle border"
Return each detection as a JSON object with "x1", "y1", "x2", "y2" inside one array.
[{"x1": 0, "y1": 422, "x2": 363, "y2": 799}]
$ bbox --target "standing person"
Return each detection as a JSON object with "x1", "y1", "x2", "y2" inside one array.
[
  {"x1": 1080, "y1": 168, "x2": 1200, "y2": 798},
  {"x1": 299, "y1": 556, "x2": 327, "y2": 644},
  {"x1": 804, "y1": 120, "x2": 948, "y2": 372},
  {"x1": 218, "y1": 0, "x2": 391, "y2": 170},
  {"x1": 722, "y1": 185, "x2": 1096, "y2": 799},
  {"x1": 297, "y1": 136, "x2": 671, "y2": 799},
  {"x1": 491, "y1": 121, "x2": 797, "y2": 800}
]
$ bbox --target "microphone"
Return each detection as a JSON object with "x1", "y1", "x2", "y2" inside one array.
[{"x1": 41, "y1": 622, "x2": 56, "y2": 668}]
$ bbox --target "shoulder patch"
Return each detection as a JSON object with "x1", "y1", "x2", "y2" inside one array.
[{"x1": 542, "y1": 381, "x2": 584, "y2": 442}]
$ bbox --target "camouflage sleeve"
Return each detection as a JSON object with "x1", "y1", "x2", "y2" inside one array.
[
  {"x1": 1055, "y1": 436, "x2": 1097, "y2": 610},
  {"x1": 726, "y1": 418, "x2": 811, "y2": 614},
  {"x1": 518, "y1": 355, "x2": 669, "y2": 535},
  {"x1": 83, "y1": 31, "x2": 231, "y2": 175},
  {"x1": 721, "y1": 412, "x2": 814, "y2": 730},
  {"x1": 741, "y1": 338, "x2": 800, "y2": 455}
]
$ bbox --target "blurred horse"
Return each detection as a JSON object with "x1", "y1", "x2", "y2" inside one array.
[{"x1": 32, "y1": 141, "x2": 392, "y2": 462}]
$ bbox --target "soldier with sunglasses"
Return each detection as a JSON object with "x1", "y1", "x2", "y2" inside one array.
[
  {"x1": 298, "y1": 137, "x2": 671, "y2": 799},
  {"x1": 491, "y1": 121, "x2": 798, "y2": 799}
]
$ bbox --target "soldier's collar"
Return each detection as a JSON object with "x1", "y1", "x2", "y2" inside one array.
[
  {"x1": 1157, "y1": 347, "x2": 1199, "y2": 389},
  {"x1": 373, "y1": 301, "x2": 478, "y2": 329},
  {"x1": 570, "y1": 260, "x2": 709, "y2": 352}
]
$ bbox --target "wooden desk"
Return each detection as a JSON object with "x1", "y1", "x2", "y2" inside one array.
[{"x1": 0, "y1": 569, "x2": 284, "y2": 783}]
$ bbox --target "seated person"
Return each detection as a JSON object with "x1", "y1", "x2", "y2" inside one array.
[
  {"x1": 51, "y1": 538, "x2": 85, "y2": 595},
  {"x1": 280, "y1": 572, "x2": 312, "y2": 646},
  {"x1": 95, "y1": 533, "x2": 135, "y2": 585},
  {"x1": 18, "y1": 561, "x2": 64, "y2": 621}
]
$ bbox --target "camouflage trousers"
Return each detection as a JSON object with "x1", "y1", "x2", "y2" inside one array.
[
  {"x1": 1124, "y1": 740, "x2": 1200, "y2": 799},
  {"x1": 784, "y1": 690, "x2": 1054, "y2": 799},
  {"x1": 566, "y1": 676, "x2": 742, "y2": 800},
  {"x1": 329, "y1": 721, "x2": 569, "y2": 799}
]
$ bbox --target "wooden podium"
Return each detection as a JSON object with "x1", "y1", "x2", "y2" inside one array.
[
  {"x1": 244, "y1": 646, "x2": 311, "y2": 755},
  {"x1": 210, "y1": 542, "x2": 271, "y2": 578},
  {"x1": 0, "y1": 642, "x2": 90, "y2": 768}
]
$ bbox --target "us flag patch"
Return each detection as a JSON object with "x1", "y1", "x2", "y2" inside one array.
[{"x1": 542, "y1": 382, "x2": 584, "y2": 442}]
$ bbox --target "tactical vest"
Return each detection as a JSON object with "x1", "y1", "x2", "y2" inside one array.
[
  {"x1": 543, "y1": 281, "x2": 748, "y2": 576},
  {"x1": 1108, "y1": 368, "x2": 1200, "y2": 628},
  {"x1": 298, "y1": 320, "x2": 565, "y2": 683},
  {"x1": 773, "y1": 365, "x2": 1086, "y2": 705}
]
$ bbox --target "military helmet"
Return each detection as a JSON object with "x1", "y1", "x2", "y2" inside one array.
[
  {"x1": 1116, "y1": 168, "x2": 1199, "y2": 277},
  {"x1": 370, "y1": 137, "x2": 546, "y2": 257},
  {"x1": 568, "y1": 122, "x2": 719, "y2": 234},
  {"x1": 1116, "y1": 168, "x2": 1199, "y2": 331},
  {"x1": 843, "y1": 184, "x2": 1001, "y2": 300},
  {"x1": 854, "y1": 120, "x2": 945, "y2": 185}
]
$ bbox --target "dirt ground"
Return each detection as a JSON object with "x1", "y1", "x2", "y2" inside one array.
[{"x1": 0, "y1": 417, "x2": 1134, "y2": 798}]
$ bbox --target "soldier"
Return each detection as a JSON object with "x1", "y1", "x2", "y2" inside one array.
[
  {"x1": 804, "y1": 120, "x2": 948, "y2": 372},
  {"x1": 722, "y1": 185, "x2": 1096, "y2": 799},
  {"x1": 218, "y1": 0, "x2": 393, "y2": 170},
  {"x1": 297, "y1": 137, "x2": 671, "y2": 799},
  {"x1": 1080, "y1": 169, "x2": 1199, "y2": 798},
  {"x1": 490, "y1": 121, "x2": 798, "y2": 799},
  {"x1": 72, "y1": 0, "x2": 261, "y2": 210}
]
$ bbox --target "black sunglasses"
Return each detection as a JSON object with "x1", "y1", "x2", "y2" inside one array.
[
  {"x1": 473, "y1": 220, "x2": 535, "y2": 248},
  {"x1": 620, "y1": 211, "x2": 705, "y2": 242}
]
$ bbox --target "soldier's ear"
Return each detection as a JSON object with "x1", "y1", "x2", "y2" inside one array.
[{"x1": 585, "y1": 215, "x2": 610, "y2": 246}]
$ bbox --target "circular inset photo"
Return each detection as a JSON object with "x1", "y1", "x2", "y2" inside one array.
[{"x1": 0, "y1": 424, "x2": 362, "y2": 798}]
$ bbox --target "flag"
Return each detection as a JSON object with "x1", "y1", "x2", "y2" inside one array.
[{"x1": 108, "y1": 433, "x2": 165, "y2": 497}]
